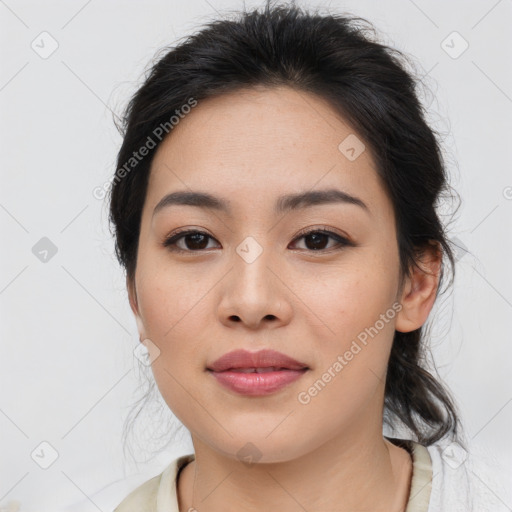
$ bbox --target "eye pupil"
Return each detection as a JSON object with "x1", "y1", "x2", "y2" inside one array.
[
  {"x1": 186, "y1": 233, "x2": 209, "y2": 250},
  {"x1": 305, "y1": 232, "x2": 329, "y2": 250}
]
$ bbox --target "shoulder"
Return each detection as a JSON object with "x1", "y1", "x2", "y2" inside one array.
[
  {"x1": 424, "y1": 439, "x2": 512, "y2": 512},
  {"x1": 113, "y1": 473, "x2": 161, "y2": 512},
  {"x1": 113, "y1": 453, "x2": 195, "y2": 512}
]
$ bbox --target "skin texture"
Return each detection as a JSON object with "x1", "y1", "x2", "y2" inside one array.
[{"x1": 127, "y1": 85, "x2": 441, "y2": 511}]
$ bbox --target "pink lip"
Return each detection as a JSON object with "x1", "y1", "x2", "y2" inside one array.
[
  {"x1": 209, "y1": 368, "x2": 308, "y2": 396},
  {"x1": 206, "y1": 349, "x2": 309, "y2": 396},
  {"x1": 208, "y1": 348, "x2": 308, "y2": 372}
]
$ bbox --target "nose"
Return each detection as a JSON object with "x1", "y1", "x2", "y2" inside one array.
[{"x1": 216, "y1": 247, "x2": 293, "y2": 330}]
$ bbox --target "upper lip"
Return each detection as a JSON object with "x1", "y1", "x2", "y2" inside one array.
[{"x1": 207, "y1": 349, "x2": 309, "y2": 372}]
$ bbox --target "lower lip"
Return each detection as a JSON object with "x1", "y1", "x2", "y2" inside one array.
[{"x1": 208, "y1": 369, "x2": 308, "y2": 396}]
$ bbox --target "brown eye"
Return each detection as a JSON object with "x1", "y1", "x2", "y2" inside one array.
[
  {"x1": 163, "y1": 230, "x2": 219, "y2": 252},
  {"x1": 163, "y1": 227, "x2": 352, "y2": 254},
  {"x1": 289, "y1": 229, "x2": 351, "y2": 252}
]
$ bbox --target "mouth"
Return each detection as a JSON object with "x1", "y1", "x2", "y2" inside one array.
[
  {"x1": 206, "y1": 348, "x2": 310, "y2": 395},
  {"x1": 206, "y1": 366, "x2": 309, "y2": 396},
  {"x1": 209, "y1": 366, "x2": 308, "y2": 373},
  {"x1": 207, "y1": 348, "x2": 309, "y2": 372}
]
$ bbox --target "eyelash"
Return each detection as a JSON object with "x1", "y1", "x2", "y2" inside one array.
[{"x1": 162, "y1": 227, "x2": 353, "y2": 254}]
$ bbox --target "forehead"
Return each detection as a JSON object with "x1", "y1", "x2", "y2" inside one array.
[{"x1": 145, "y1": 86, "x2": 389, "y2": 218}]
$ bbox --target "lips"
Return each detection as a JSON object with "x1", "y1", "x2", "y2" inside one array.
[
  {"x1": 207, "y1": 349, "x2": 308, "y2": 373},
  {"x1": 228, "y1": 367, "x2": 291, "y2": 373}
]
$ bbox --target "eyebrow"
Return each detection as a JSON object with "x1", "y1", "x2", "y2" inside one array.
[{"x1": 152, "y1": 188, "x2": 370, "y2": 217}]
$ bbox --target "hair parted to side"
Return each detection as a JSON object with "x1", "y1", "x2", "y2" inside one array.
[{"x1": 108, "y1": 0, "x2": 466, "y2": 457}]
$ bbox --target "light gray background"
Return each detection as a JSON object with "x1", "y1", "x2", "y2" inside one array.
[{"x1": 1, "y1": 0, "x2": 511, "y2": 511}]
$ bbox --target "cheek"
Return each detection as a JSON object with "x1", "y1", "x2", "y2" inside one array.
[
  {"x1": 137, "y1": 259, "x2": 211, "y2": 338},
  {"x1": 299, "y1": 259, "x2": 399, "y2": 340},
  {"x1": 297, "y1": 253, "x2": 400, "y2": 393},
  {"x1": 135, "y1": 264, "x2": 217, "y2": 403},
  {"x1": 294, "y1": 272, "x2": 398, "y2": 436},
  {"x1": 137, "y1": 269, "x2": 213, "y2": 422}
]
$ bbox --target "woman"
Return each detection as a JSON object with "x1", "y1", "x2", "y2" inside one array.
[{"x1": 108, "y1": 1, "x2": 506, "y2": 510}]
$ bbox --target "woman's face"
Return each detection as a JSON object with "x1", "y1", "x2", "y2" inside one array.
[{"x1": 128, "y1": 86, "x2": 419, "y2": 462}]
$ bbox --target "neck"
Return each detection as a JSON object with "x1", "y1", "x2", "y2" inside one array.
[{"x1": 178, "y1": 432, "x2": 413, "y2": 512}]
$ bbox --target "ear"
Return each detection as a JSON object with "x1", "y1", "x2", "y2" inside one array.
[
  {"x1": 395, "y1": 241, "x2": 442, "y2": 333},
  {"x1": 126, "y1": 275, "x2": 146, "y2": 341}
]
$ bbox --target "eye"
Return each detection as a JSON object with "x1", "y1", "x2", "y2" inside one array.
[
  {"x1": 162, "y1": 227, "x2": 353, "y2": 253},
  {"x1": 163, "y1": 229, "x2": 220, "y2": 252},
  {"x1": 289, "y1": 227, "x2": 352, "y2": 252}
]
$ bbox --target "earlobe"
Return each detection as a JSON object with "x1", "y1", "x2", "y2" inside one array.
[
  {"x1": 395, "y1": 242, "x2": 442, "y2": 333},
  {"x1": 126, "y1": 275, "x2": 146, "y2": 342},
  {"x1": 135, "y1": 316, "x2": 146, "y2": 341},
  {"x1": 126, "y1": 275, "x2": 138, "y2": 314}
]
